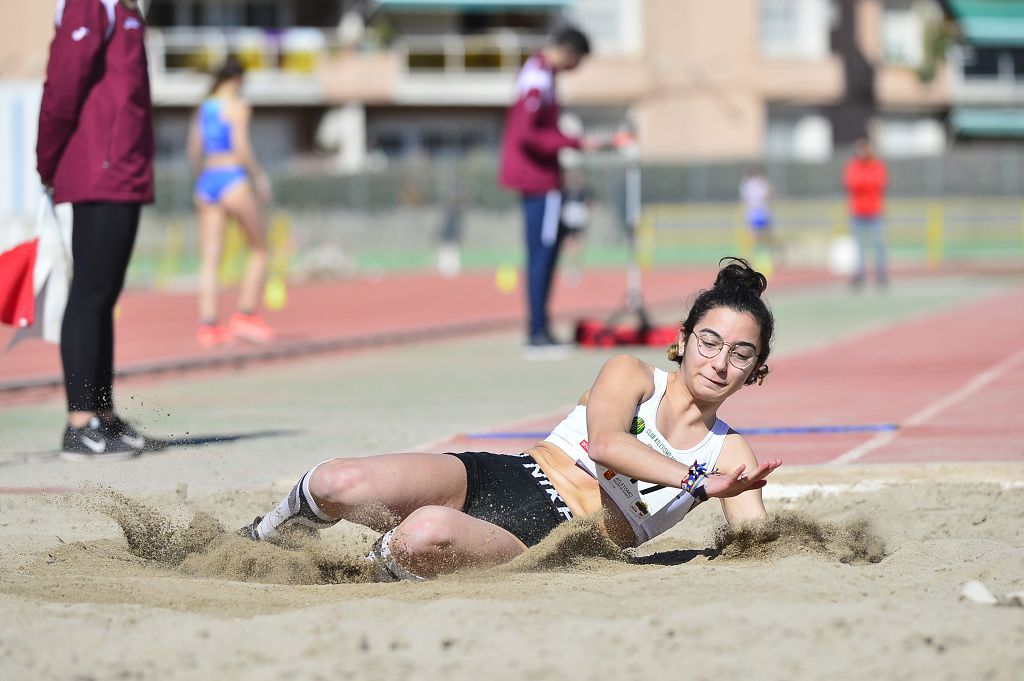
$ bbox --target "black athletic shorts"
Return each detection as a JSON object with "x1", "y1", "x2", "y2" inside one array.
[{"x1": 448, "y1": 451, "x2": 574, "y2": 547}]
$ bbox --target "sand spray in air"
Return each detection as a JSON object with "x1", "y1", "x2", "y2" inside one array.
[
  {"x1": 86, "y1": 487, "x2": 223, "y2": 565},
  {"x1": 79, "y1": 491, "x2": 884, "y2": 587},
  {"x1": 491, "y1": 514, "x2": 628, "y2": 575},
  {"x1": 82, "y1": 487, "x2": 376, "y2": 585},
  {"x1": 714, "y1": 510, "x2": 886, "y2": 564}
]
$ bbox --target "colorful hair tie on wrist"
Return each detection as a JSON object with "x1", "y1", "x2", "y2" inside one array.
[{"x1": 683, "y1": 462, "x2": 710, "y2": 502}]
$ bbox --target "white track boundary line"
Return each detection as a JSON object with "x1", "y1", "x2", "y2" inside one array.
[
  {"x1": 770, "y1": 283, "x2": 1024, "y2": 363},
  {"x1": 830, "y1": 346, "x2": 1024, "y2": 464}
]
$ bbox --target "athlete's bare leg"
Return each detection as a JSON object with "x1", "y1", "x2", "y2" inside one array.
[
  {"x1": 252, "y1": 453, "x2": 529, "y2": 578},
  {"x1": 196, "y1": 199, "x2": 227, "y2": 322},
  {"x1": 220, "y1": 180, "x2": 266, "y2": 314},
  {"x1": 387, "y1": 505, "x2": 528, "y2": 578},
  {"x1": 308, "y1": 453, "x2": 469, "y2": 529}
]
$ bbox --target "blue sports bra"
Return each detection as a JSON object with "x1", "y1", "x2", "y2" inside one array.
[{"x1": 199, "y1": 99, "x2": 233, "y2": 154}]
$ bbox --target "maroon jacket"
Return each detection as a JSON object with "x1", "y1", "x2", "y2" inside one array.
[
  {"x1": 37, "y1": 0, "x2": 154, "y2": 204},
  {"x1": 498, "y1": 54, "x2": 581, "y2": 195}
]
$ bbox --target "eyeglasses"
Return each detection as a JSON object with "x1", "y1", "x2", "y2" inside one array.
[{"x1": 693, "y1": 333, "x2": 758, "y2": 370}]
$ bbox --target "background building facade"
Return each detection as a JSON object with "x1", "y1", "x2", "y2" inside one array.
[{"x1": 5, "y1": 0, "x2": 1020, "y2": 173}]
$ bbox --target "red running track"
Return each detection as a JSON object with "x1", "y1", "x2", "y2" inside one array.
[{"x1": 0, "y1": 267, "x2": 832, "y2": 398}]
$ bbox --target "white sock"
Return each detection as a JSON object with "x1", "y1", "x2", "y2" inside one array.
[
  {"x1": 366, "y1": 528, "x2": 426, "y2": 582},
  {"x1": 256, "y1": 464, "x2": 338, "y2": 541}
]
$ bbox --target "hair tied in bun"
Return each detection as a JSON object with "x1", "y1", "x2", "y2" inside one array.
[{"x1": 713, "y1": 257, "x2": 767, "y2": 297}]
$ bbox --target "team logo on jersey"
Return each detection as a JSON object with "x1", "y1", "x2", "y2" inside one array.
[
  {"x1": 71, "y1": 26, "x2": 90, "y2": 42},
  {"x1": 610, "y1": 476, "x2": 635, "y2": 500},
  {"x1": 629, "y1": 500, "x2": 650, "y2": 520},
  {"x1": 579, "y1": 439, "x2": 589, "y2": 453},
  {"x1": 603, "y1": 468, "x2": 616, "y2": 480},
  {"x1": 124, "y1": 17, "x2": 141, "y2": 30},
  {"x1": 631, "y1": 417, "x2": 645, "y2": 434}
]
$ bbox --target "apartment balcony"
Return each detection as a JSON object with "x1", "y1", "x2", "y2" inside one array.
[
  {"x1": 146, "y1": 27, "x2": 333, "y2": 106},
  {"x1": 755, "y1": 57, "x2": 844, "y2": 102},
  {"x1": 947, "y1": 46, "x2": 1024, "y2": 106},
  {"x1": 876, "y1": 64, "x2": 952, "y2": 109},
  {"x1": 388, "y1": 33, "x2": 547, "y2": 106},
  {"x1": 147, "y1": 28, "x2": 555, "y2": 108}
]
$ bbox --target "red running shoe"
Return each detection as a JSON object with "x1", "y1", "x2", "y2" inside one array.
[
  {"x1": 229, "y1": 312, "x2": 275, "y2": 344},
  {"x1": 197, "y1": 323, "x2": 232, "y2": 348}
]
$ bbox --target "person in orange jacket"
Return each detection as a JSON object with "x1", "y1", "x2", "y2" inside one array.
[{"x1": 843, "y1": 138, "x2": 888, "y2": 289}]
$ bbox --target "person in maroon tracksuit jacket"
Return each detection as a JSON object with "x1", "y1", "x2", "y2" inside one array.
[
  {"x1": 37, "y1": 0, "x2": 162, "y2": 459},
  {"x1": 499, "y1": 27, "x2": 599, "y2": 351}
]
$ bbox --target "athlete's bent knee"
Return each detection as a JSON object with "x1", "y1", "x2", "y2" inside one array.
[
  {"x1": 393, "y1": 506, "x2": 460, "y2": 557},
  {"x1": 308, "y1": 460, "x2": 372, "y2": 506}
]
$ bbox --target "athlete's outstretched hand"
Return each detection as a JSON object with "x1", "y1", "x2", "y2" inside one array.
[{"x1": 703, "y1": 460, "x2": 782, "y2": 499}]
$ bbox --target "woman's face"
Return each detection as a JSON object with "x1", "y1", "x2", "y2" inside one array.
[{"x1": 678, "y1": 306, "x2": 761, "y2": 403}]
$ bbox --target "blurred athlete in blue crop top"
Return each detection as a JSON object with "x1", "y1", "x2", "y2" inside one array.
[
  {"x1": 241, "y1": 258, "x2": 783, "y2": 581},
  {"x1": 187, "y1": 55, "x2": 275, "y2": 348}
]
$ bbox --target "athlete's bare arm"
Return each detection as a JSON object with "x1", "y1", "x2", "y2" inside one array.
[
  {"x1": 713, "y1": 433, "x2": 781, "y2": 525},
  {"x1": 585, "y1": 355, "x2": 696, "y2": 487}
]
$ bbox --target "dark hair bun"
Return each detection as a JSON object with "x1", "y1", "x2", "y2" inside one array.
[
  {"x1": 713, "y1": 257, "x2": 767, "y2": 297},
  {"x1": 213, "y1": 55, "x2": 246, "y2": 80}
]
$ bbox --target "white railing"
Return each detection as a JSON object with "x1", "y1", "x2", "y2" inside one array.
[
  {"x1": 948, "y1": 46, "x2": 1024, "y2": 104},
  {"x1": 147, "y1": 27, "x2": 334, "y2": 76},
  {"x1": 395, "y1": 33, "x2": 547, "y2": 75}
]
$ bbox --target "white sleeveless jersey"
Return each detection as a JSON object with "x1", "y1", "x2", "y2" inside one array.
[{"x1": 545, "y1": 368, "x2": 730, "y2": 545}]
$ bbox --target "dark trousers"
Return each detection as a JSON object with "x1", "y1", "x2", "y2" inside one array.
[
  {"x1": 62, "y1": 202, "x2": 140, "y2": 412},
  {"x1": 521, "y1": 191, "x2": 563, "y2": 337}
]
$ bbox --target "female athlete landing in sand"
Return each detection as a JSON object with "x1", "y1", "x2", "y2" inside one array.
[{"x1": 242, "y1": 258, "x2": 782, "y2": 580}]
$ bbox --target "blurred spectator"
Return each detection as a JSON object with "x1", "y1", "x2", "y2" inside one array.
[
  {"x1": 188, "y1": 56, "x2": 275, "y2": 348},
  {"x1": 437, "y1": 180, "x2": 466, "y2": 278},
  {"x1": 739, "y1": 166, "x2": 778, "y2": 270},
  {"x1": 498, "y1": 26, "x2": 602, "y2": 350},
  {"x1": 37, "y1": 0, "x2": 161, "y2": 459},
  {"x1": 843, "y1": 139, "x2": 889, "y2": 289}
]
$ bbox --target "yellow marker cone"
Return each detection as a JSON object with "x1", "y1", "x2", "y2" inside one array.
[
  {"x1": 264, "y1": 274, "x2": 287, "y2": 311},
  {"x1": 495, "y1": 265, "x2": 518, "y2": 294},
  {"x1": 753, "y1": 251, "x2": 774, "y2": 280},
  {"x1": 263, "y1": 211, "x2": 292, "y2": 311}
]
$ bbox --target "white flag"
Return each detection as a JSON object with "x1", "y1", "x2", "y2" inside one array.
[{"x1": 6, "y1": 199, "x2": 72, "y2": 349}]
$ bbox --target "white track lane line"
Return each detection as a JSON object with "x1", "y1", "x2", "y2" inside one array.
[{"x1": 830, "y1": 346, "x2": 1024, "y2": 464}]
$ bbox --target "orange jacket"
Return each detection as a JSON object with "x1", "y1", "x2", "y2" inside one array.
[{"x1": 844, "y1": 157, "x2": 886, "y2": 218}]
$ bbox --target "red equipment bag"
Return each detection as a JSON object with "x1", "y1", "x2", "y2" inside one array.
[{"x1": 575, "y1": 318, "x2": 677, "y2": 348}]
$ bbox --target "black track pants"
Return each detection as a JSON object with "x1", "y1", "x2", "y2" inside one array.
[{"x1": 61, "y1": 202, "x2": 140, "y2": 413}]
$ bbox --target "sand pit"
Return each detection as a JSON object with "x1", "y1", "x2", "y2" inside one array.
[{"x1": 1, "y1": 465, "x2": 1022, "y2": 681}]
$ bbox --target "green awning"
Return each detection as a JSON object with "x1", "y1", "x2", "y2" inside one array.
[
  {"x1": 951, "y1": 107, "x2": 1024, "y2": 137},
  {"x1": 376, "y1": 0, "x2": 569, "y2": 10},
  {"x1": 945, "y1": 0, "x2": 1024, "y2": 46}
]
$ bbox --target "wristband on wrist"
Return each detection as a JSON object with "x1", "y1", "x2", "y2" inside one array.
[{"x1": 682, "y1": 462, "x2": 710, "y2": 502}]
